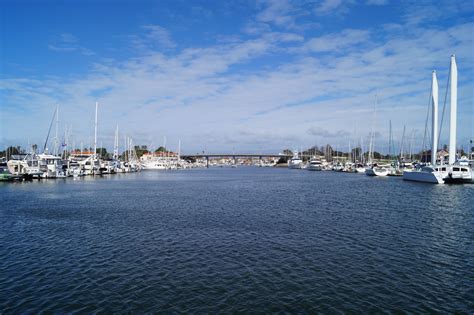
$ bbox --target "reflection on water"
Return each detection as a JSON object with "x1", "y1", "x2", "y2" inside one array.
[{"x1": 0, "y1": 168, "x2": 473, "y2": 313}]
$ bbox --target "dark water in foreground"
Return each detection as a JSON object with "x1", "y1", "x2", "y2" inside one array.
[{"x1": 1, "y1": 167, "x2": 473, "y2": 313}]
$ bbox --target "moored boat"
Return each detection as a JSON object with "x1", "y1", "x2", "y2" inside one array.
[{"x1": 288, "y1": 152, "x2": 303, "y2": 169}]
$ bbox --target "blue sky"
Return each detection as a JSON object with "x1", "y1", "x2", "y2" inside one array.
[{"x1": 1, "y1": 0, "x2": 473, "y2": 154}]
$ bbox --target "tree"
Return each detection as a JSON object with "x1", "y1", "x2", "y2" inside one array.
[
  {"x1": 133, "y1": 145, "x2": 149, "y2": 158},
  {"x1": 277, "y1": 149, "x2": 293, "y2": 164},
  {"x1": 96, "y1": 147, "x2": 109, "y2": 159},
  {"x1": 155, "y1": 146, "x2": 167, "y2": 153}
]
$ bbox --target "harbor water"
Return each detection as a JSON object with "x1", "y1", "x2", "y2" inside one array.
[{"x1": 1, "y1": 167, "x2": 473, "y2": 313}]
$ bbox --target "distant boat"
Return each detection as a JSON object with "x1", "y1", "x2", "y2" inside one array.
[
  {"x1": 288, "y1": 151, "x2": 303, "y2": 169},
  {"x1": 7, "y1": 153, "x2": 42, "y2": 178},
  {"x1": 364, "y1": 95, "x2": 387, "y2": 177},
  {"x1": 306, "y1": 157, "x2": 322, "y2": 171},
  {"x1": 365, "y1": 165, "x2": 389, "y2": 177},
  {"x1": 37, "y1": 152, "x2": 66, "y2": 178}
]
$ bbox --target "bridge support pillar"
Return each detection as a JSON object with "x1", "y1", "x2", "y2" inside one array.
[{"x1": 206, "y1": 156, "x2": 209, "y2": 168}]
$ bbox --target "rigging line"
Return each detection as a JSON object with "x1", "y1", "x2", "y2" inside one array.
[
  {"x1": 437, "y1": 65, "x2": 451, "y2": 150},
  {"x1": 421, "y1": 82, "x2": 432, "y2": 163}
]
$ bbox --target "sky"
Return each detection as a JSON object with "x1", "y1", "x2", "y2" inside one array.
[{"x1": 0, "y1": 0, "x2": 473, "y2": 154}]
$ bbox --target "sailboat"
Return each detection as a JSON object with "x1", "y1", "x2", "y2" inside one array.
[
  {"x1": 404, "y1": 55, "x2": 471, "y2": 184},
  {"x1": 365, "y1": 95, "x2": 388, "y2": 177},
  {"x1": 403, "y1": 69, "x2": 447, "y2": 183}
]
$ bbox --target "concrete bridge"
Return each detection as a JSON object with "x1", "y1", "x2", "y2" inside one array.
[{"x1": 180, "y1": 153, "x2": 292, "y2": 168}]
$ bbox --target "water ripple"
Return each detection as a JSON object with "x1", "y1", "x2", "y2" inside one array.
[{"x1": 0, "y1": 168, "x2": 473, "y2": 313}]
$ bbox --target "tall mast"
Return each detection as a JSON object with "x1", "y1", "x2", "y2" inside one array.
[
  {"x1": 399, "y1": 125, "x2": 406, "y2": 160},
  {"x1": 94, "y1": 101, "x2": 98, "y2": 158},
  {"x1": 431, "y1": 71, "x2": 439, "y2": 166},
  {"x1": 178, "y1": 139, "x2": 181, "y2": 161},
  {"x1": 55, "y1": 104, "x2": 59, "y2": 155},
  {"x1": 388, "y1": 120, "x2": 392, "y2": 161},
  {"x1": 114, "y1": 125, "x2": 119, "y2": 159},
  {"x1": 368, "y1": 94, "x2": 377, "y2": 164},
  {"x1": 449, "y1": 55, "x2": 457, "y2": 165}
]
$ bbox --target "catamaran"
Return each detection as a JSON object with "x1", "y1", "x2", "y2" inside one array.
[{"x1": 404, "y1": 57, "x2": 453, "y2": 183}]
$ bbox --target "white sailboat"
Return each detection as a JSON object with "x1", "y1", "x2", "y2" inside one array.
[
  {"x1": 403, "y1": 70, "x2": 446, "y2": 183},
  {"x1": 365, "y1": 95, "x2": 388, "y2": 177}
]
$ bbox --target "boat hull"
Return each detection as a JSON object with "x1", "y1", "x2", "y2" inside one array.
[
  {"x1": 365, "y1": 168, "x2": 388, "y2": 177},
  {"x1": 403, "y1": 170, "x2": 444, "y2": 184},
  {"x1": 306, "y1": 165, "x2": 322, "y2": 171}
]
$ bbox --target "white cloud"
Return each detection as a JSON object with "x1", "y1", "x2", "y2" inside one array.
[
  {"x1": 256, "y1": 0, "x2": 299, "y2": 29},
  {"x1": 305, "y1": 29, "x2": 370, "y2": 52},
  {"x1": 47, "y1": 33, "x2": 94, "y2": 56},
  {"x1": 366, "y1": 0, "x2": 389, "y2": 5},
  {"x1": 142, "y1": 24, "x2": 176, "y2": 48},
  {"x1": 2, "y1": 6, "x2": 473, "y2": 153},
  {"x1": 315, "y1": 0, "x2": 343, "y2": 14}
]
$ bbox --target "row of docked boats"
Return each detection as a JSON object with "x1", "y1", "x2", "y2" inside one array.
[
  {"x1": 287, "y1": 151, "x2": 472, "y2": 184},
  {"x1": 2, "y1": 150, "x2": 141, "y2": 180},
  {"x1": 288, "y1": 55, "x2": 473, "y2": 184}
]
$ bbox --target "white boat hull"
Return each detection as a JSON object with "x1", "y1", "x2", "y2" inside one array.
[
  {"x1": 306, "y1": 165, "x2": 322, "y2": 171},
  {"x1": 288, "y1": 163, "x2": 302, "y2": 169},
  {"x1": 365, "y1": 167, "x2": 388, "y2": 177},
  {"x1": 403, "y1": 170, "x2": 444, "y2": 184}
]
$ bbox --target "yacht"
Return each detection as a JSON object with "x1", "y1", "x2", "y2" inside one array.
[
  {"x1": 354, "y1": 163, "x2": 366, "y2": 173},
  {"x1": 37, "y1": 153, "x2": 66, "y2": 178},
  {"x1": 68, "y1": 152, "x2": 100, "y2": 175},
  {"x1": 443, "y1": 164, "x2": 472, "y2": 183},
  {"x1": 288, "y1": 152, "x2": 303, "y2": 169},
  {"x1": 365, "y1": 165, "x2": 389, "y2": 177},
  {"x1": 7, "y1": 154, "x2": 42, "y2": 178},
  {"x1": 306, "y1": 157, "x2": 323, "y2": 171}
]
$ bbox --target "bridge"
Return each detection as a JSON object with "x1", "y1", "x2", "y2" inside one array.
[{"x1": 180, "y1": 153, "x2": 293, "y2": 167}]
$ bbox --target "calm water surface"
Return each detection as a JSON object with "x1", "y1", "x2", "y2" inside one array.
[{"x1": 1, "y1": 167, "x2": 473, "y2": 313}]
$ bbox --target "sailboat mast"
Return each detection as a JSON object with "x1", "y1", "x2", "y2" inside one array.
[
  {"x1": 178, "y1": 139, "x2": 181, "y2": 161},
  {"x1": 55, "y1": 104, "x2": 59, "y2": 156},
  {"x1": 449, "y1": 54, "x2": 457, "y2": 165},
  {"x1": 94, "y1": 101, "x2": 98, "y2": 158},
  {"x1": 399, "y1": 125, "x2": 406, "y2": 161},
  {"x1": 368, "y1": 94, "x2": 377, "y2": 164},
  {"x1": 114, "y1": 125, "x2": 119, "y2": 159},
  {"x1": 431, "y1": 71, "x2": 439, "y2": 166},
  {"x1": 388, "y1": 120, "x2": 392, "y2": 161}
]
